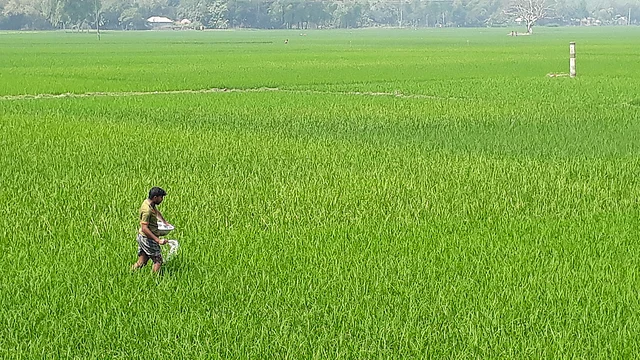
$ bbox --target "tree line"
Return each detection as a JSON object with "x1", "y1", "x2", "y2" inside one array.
[{"x1": 0, "y1": 0, "x2": 637, "y2": 31}]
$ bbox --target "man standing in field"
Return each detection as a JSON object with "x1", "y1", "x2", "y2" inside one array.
[{"x1": 131, "y1": 187, "x2": 171, "y2": 274}]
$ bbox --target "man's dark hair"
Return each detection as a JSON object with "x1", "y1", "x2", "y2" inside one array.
[{"x1": 148, "y1": 187, "x2": 167, "y2": 199}]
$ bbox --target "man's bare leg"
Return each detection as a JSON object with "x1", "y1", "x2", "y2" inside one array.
[
  {"x1": 151, "y1": 259, "x2": 162, "y2": 274},
  {"x1": 132, "y1": 254, "x2": 149, "y2": 271}
]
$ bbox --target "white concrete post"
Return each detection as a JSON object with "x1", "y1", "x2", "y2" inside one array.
[{"x1": 569, "y1": 42, "x2": 576, "y2": 78}]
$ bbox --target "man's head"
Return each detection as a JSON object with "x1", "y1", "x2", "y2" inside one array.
[{"x1": 148, "y1": 187, "x2": 167, "y2": 205}]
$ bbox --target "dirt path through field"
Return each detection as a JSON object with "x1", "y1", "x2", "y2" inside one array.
[{"x1": 0, "y1": 87, "x2": 464, "y2": 101}]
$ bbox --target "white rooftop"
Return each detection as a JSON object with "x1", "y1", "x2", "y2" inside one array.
[{"x1": 147, "y1": 16, "x2": 173, "y2": 23}]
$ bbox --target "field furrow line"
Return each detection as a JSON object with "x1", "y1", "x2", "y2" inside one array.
[{"x1": 0, "y1": 87, "x2": 464, "y2": 102}]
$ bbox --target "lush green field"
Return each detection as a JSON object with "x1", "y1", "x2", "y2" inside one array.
[{"x1": 1, "y1": 27, "x2": 640, "y2": 358}]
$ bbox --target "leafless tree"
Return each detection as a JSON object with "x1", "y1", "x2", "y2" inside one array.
[{"x1": 504, "y1": 0, "x2": 554, "y2": 33}]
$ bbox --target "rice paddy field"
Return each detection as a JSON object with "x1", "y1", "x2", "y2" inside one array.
[{"x1": 1, "y1": 27, "x2": 640, "y2": 358}]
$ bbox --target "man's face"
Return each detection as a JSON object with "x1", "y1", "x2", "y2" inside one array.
[{"x1": 153, "y1": 195, "x2": 164, "y2": 205}]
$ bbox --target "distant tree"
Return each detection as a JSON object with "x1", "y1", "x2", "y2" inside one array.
[
  {"x1": 305, "y1": 1, "x2": 331, "y2": 28},
  {"x1": 65, "y1": 0, "x2": 95, "y2": 28},
  {"x1": 206, "y1": 0, "x2": 227, "y2": 28},
  {"x1": 462, "y1": 0, "x2": 502, "y2": 26},
  {"x1": 0, "y1": 0, "x2": 5, "y2": 27},
  {"x1": 504, "y1": 0, "x2": 554, "y2": 33},
  {"x1": 99, "y1": 0, "x2": 127, "y2": 29},
  {"x1": 331, "y1": 0, "x2": 367, "y2": 28},
  {"x1": 594, "y1": 6, "x2": 613, "y2": 23},
  {"x1": 450, "y1": 0, "x2": 469, "y2": 25},
  {"x1": 282, "y1": 2, "x2": 296, "y2": 28},
  {"x1": 118, "y1": 5, "x2": 144, "y2": 28},
  {"x1": 368, "y1": 0, "x2": 397, "y2": 26},
  {"x1": 1, "y1": 0, "x2": 51, "y2": 28},
  {"x1": 227, "y1": 0, "x2": 265, "y2": 28},
  {"x1": 1, "y1": 0, "x2": 638, "y2": 30},
  {"x1": 572, "y1": 0, "x2": 589, "y2": 19}
]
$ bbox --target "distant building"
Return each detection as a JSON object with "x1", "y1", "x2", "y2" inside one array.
[
  {"x1": 579, "y1": 17, "x2": 601, "y2": 26},
  {"x1": 614, "y1": 16, "x2": 628, "y2": 25},
  {"x1": 147, "y1": 16, "x2": 174, "y2": 30}
]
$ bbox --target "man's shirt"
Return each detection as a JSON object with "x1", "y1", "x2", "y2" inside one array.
[{"x1": 138, "y1": 199, "x2": 159, "y2": 237}]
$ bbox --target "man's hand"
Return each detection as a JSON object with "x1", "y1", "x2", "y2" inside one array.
[{"x1": 159, "y1": 239, "x2": 168, "y2": 245}]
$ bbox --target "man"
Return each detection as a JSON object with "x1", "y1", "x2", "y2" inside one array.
[{"x1": 131, "y1": 187, "x2": 171, "y2": 273}]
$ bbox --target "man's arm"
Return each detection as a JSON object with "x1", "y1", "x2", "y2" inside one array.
[{"x1": 141, "y1": 223, "x2": 166, "y2": 245}]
